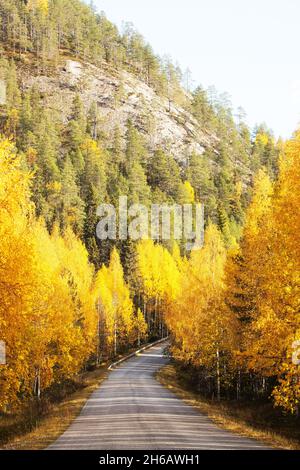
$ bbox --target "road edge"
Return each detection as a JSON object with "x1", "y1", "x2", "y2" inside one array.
[{"x1": 108, "y1": 337, "x2": 168, "y2": 370}]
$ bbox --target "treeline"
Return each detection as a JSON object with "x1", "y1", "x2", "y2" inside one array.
[
  {"x1": 165, "y1": 133, "x2": 300, "y2": 414},
  {"x1": 0, "y1": 0, "x2": 184, "y2": 98}
]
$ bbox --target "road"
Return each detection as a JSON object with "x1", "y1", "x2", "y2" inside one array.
[{"x1": 49, "y1": 342, "x2": 268, "y2": 450}]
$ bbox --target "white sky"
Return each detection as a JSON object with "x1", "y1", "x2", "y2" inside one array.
[{"x1": 91, "y1": 0, "x2": 300, "y2": 138}]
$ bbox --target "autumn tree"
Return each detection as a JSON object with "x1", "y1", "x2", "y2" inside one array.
[
  {"x1": 245, "y1": 133, "x2": 300, "y2": 412},
  {"x1": 0, "y1": 138, "x2": 98, "y2": 410},
  {"x1": 94, "y1": 248, "x2": 136, "y2": 357},
  {"x1": 167, "y1": 223, "x2": 237, "y2": 400}
]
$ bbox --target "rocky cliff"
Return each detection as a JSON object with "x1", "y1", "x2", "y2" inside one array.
[{"x1": 19, "y1": 58, "x2": 217, "y2": 164}]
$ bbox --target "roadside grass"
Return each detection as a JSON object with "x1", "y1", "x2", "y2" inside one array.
[
  {"x1": 0, "y1": 366, "x2": 108, "y2": 450},
  {"x1": 156, "y1": 363, "x2": 300, "y2": 450}
]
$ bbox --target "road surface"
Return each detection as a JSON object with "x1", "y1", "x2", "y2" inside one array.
[{"x1": 49, "y1": 342, "x2": 268, "y2": 450}]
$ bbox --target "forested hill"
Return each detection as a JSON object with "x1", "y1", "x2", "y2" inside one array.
[
  {"x1": 2, "y1": 0, "x2": 300, "y2": 423},
  {"x1": 0, "y1": 0, "x2": 280, "y2": 267}
]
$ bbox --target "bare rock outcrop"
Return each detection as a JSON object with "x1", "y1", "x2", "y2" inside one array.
[{"x1": 19, "y1": 59, "x2": 217, "y2": 163}]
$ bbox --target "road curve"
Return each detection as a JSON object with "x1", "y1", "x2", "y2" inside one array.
[{"x1": 49, "y1": 342, "x2": 268, "y2": 450}]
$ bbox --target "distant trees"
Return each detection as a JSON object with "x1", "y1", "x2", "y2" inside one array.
[
  {"x1": 94, "y1": 248, "x2": 142, "y2": 358},
  {"x1": 147, "y1": 149, "x2": 181, "y2": 201},
  {"x1": 0, "y1": 1, "x2": 174, "y2": 95},
  {"x1": 191, "y1": 86, "x2": 216, "y2": 129},
  {"x1": 186, "y1": 151, "x2": 217, "y2": 217},
  {"x1": 251, "y1": 125, "x2": 279, "y2": 177},
  {"x1": 134, "y1": 240, "x2": 180, "y2": 338}
]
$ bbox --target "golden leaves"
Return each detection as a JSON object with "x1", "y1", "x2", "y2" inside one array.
[{"x1": 0, "y1": 138, "x2": 97, "y2": 410}]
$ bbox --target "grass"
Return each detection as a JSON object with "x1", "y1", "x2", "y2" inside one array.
[{"x1": 156, "y1": 363, "x2": 300, "y2": 450}]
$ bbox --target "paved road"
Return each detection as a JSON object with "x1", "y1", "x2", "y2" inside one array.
[{"x1": 49, "y1": 343, "x2": 268, "y2": 450}]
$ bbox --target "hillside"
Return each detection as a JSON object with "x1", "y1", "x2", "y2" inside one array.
[
  {"x1": 0, "y1": 1, "x2": 282, "y2": 268},
  {"x1": 19, "y1": 58, "x2": 215, "y2": 163},
  {"x1": 1, "y1": 0, "x2": 300, "y2": 437}
]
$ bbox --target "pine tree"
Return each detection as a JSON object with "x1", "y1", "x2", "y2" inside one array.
[
  {"x1": 83, "y1": 183, "x2": 101, "y2": 267},
  {"x1": 59, "y1": 157, "x2": 85, "y2": 235},
  {"x1": 125, "y1": 120, "x2": 148, "y2": 171},
  {"x1": 147, "y1": 149, "x2": 181, "y2": 200}
]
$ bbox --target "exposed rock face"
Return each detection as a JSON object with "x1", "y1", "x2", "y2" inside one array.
[{"x1": 19, "y1": 59, "x2": 217, "y2": 163}]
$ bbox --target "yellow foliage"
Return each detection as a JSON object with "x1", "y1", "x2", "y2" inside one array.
[
  {"x1": 27, "y1": 0, "x2": 49, "y2": 16},
  {"x1": 255, "y1": 132, "x2": 269, "y2": 147},
  {"x1": 167, "y1": 223, "x2": 237, "y2": 375},
  {"x1": 1, "y1": 126, "x2": 299, "y2": 414},
  {"x1": 94, "y1": 248, "x2": 135, "y2": 354},
  {"x1": 180, "y1": 181, "x2": 195, "y2": 203},
  {"x1": 225, "y1": 132, "x2": 300, "y2": 412},
  {"x1": 0, "y1": 138, "x2": 97, "y2": 410},
  {"x1": 136, "y1": 239, "x2": 180, "y2": 302}
]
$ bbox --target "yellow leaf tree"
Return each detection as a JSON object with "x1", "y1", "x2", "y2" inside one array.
[
  {"x1": 167, "y1": 223, "x2": 237, "y2": 400},
  {"x1": 94, "y1": 248, "x2": 135, "y2": 357}
]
